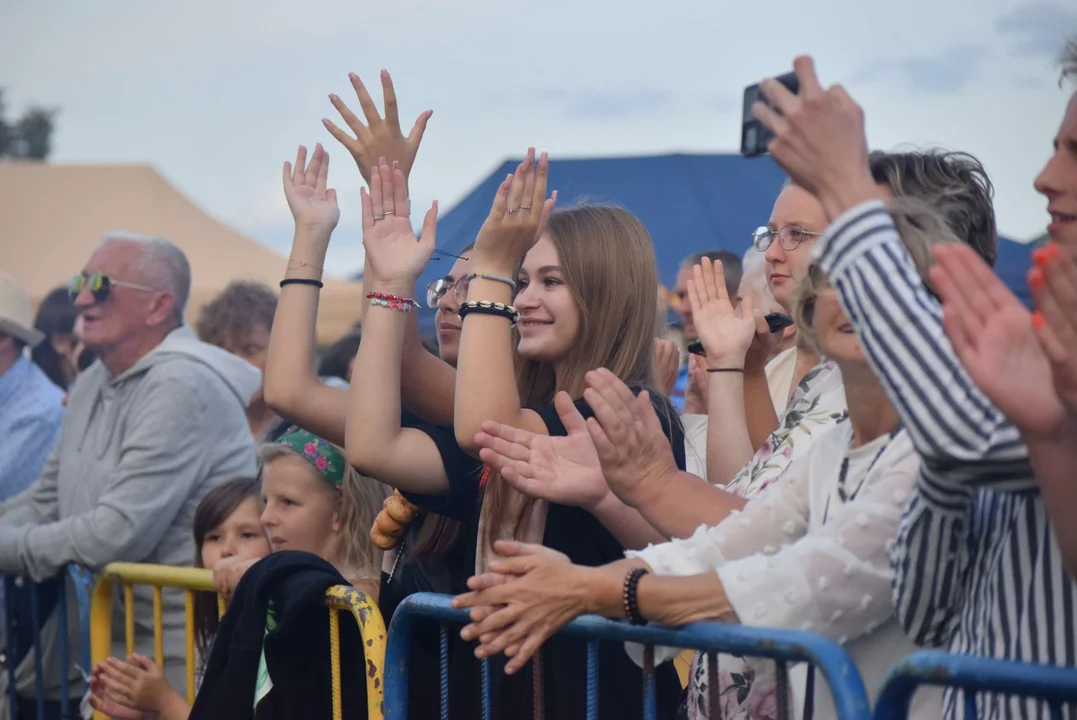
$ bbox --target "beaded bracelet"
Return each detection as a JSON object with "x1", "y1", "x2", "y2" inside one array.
[
  {"x1": 465, "y1": 271, "x2": 517, "y2": 292},
  {"x1": 366, "y1": 292, "x2": 416, "y2": 312},
  {"x1": 623, "y1": 567, "x2": 649, "y2": 625},
  {"x1": 458, "y1": 300, "x2": 520, "y2": 326}
]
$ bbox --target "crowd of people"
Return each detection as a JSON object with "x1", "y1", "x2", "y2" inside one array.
[{"x1": 0, "y1": 43, "x2": 1075, "y2": 720}]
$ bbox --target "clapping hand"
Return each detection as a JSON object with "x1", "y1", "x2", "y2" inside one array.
[
  {"x1": 582, "y1": 368, "x2": 680, "y2": 509},
  {"x1": 753, "y1": 56, "x2": 879, "y2": 221},
  {"x1": 688, "y1": 257, "x2": 759, "y2": 370},
  {"x1": 360, "y1": 156, "x2": 438, "y2": 287},
  {"x1": 931, "y1": 243, "x2": 1069, "y2": 438},
  {"x1": 475, "y1": 392, "x2": 609, "y2": 511},
  {"x1": 1029, "y1": 243, "x2": 1077, "y2": 422},
  {"x1": 282, "y1": 144, "x2": 341, "y2": 237},
  {"x1": 472, "y1": 148, "x2": 557, "y2": 275},
  {"x1": 452, "y1": 540, "x2": 590, "y2": 675},
  {"x1": 323, "y1": 70, "x2": 432, "y2": 186}
]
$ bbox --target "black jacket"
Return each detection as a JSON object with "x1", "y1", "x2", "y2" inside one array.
[{"x1": 190, "y1": 551, "x2": 369, "y2": 720}]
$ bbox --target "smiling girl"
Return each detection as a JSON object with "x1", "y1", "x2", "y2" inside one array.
[{"x1": 347, "y1": 152, "x2": 684, "y2": 719}]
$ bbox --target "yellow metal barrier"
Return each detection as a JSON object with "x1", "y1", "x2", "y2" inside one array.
[{"x1": 89, "y1": 562, "x2": 387, "y2": 720}]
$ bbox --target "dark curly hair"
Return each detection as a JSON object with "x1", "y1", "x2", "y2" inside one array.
[
  {"x1": 195, "y1": 281, "x2": 278, "y2": 350},
  {"x1": 869, "y1": 149, "x2": 998, "y2": 267}
]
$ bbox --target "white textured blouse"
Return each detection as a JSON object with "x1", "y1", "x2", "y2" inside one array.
[{"x1": 627, "y1": 421, "x2": 940, "y2": 719}]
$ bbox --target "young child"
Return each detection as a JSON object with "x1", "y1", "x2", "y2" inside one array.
[
  {"x1": 90, "y1": 478, "x2": 270, "y2": 720},
  {"x1": 214, "y1": 427, "x2": 389, "y2": 601}
]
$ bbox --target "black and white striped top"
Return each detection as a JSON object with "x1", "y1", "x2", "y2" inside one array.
[{"x1": 814, "y1": 200, "x2": 1077, "y2": 720}]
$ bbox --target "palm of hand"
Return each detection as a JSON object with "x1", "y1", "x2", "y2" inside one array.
[
  {"x1": 529, "y1": 431, "x2": 607, "y2": 508},
  {"x1": 962, "y1": 308, "x2": 1066, "y2": 435},
  {"x1": 287, "y1": 183, "x2": 340, "y2": 232},
  {"x1": 696, "y1": 302, "x2": 755, "y2": 363},
  {"x1": 363, "y1": 216, "x2": 430, "y2": 283}
]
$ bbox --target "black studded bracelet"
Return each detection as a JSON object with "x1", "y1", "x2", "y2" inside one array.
[{"x1": 622, "y1": 567, "x2": 650, "y2": 625}]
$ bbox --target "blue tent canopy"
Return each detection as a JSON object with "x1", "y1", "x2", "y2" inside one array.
[{"x1": 376, "y1": 153, "x2": 1034, "y2": 334}]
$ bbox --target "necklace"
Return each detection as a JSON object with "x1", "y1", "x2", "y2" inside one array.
[{"x1": 823, "y1": 428, "x2": 901, "y2": 523}]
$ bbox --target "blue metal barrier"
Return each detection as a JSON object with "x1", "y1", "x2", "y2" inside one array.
[
  {"x1": 873, "y1": 650, "x2": 1077, "y2": 719},
  {"x1": 2, "y1": 567, "x2": 94, "y2": 720},
  {"x1": 383, "y1": 592, "x2": 873, "y2": 720}
]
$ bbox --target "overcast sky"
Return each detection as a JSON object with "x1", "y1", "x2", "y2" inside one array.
[{"x1": 2, "y1": 0, "x2": 1074, "y2": 275}]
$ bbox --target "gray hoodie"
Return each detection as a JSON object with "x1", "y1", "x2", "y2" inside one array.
[{"x1": 0, "y1": 325, "x2": 260, "y2": 701}]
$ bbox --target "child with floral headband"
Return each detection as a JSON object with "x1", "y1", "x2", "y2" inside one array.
[{"x1": 213, "y1": 427, "x2": 390, "y2": 601}]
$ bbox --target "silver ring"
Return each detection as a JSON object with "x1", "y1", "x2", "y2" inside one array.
[
  {"x1": 506, "y1": 207, "x2": 519, "y2": 214},
  {"x1": 519, "y1": 205, "x2": 532, "y2": 210},
  {"x1": 374, "y1": 214, "x2": 385, "y2": 222}
]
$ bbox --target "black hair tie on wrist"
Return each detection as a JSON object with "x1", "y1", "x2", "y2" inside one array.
[
  {"x1": 280, "y1": 278, "x2": 324, "y2": 289},
  {"x1": 623, "y1": 567, "x2": 650, "y2": 625}
]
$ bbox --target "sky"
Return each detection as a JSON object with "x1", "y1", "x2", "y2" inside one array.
[{"x1": 1, "y1": 0, "x2": 1074, "y2": 276}]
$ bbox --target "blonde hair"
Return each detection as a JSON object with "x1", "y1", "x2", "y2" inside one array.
[
  {"x1": 487, "y1": 204, "x2": 663, "y2": 538},
  {"x1": 792, "y1": 197, "x2": 961, "y2": 356},
  {"x1": 259, "y1": 443, "x2": 390, "y2": 582}
]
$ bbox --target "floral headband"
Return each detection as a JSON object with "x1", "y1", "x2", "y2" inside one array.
[{"x1": 275, "y1": 426, "x2": 345, "y2": 487}]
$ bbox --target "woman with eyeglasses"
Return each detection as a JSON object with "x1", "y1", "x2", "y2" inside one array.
[
  {"x1": 456, "y1": 198, "x2": 950, "y2": 720},
  {"x1": 690, "y1": 182, "x2": 848, "y2": 495}
]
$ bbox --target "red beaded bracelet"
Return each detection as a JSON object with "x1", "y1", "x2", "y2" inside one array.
[{"x1": 366, "y1": 292, "x2": 416, "y2": 311}]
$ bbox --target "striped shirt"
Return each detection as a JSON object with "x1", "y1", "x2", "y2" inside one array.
[{"x1": 813, "y1": 200, "x2": 1077, "y2": 720}]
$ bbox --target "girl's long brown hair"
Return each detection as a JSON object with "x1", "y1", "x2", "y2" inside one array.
[
  {"x1": 192, "y1": 477, "x2": 261, "y2": 658},
  {"x1": 485, "y1": 204, "x2": 666, "y2": 539}
]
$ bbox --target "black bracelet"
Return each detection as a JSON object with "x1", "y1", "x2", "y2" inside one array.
[
  {"x1": 705, "y1": 367, "x2": 744, "y2": 373},
  {"x1": 280, "y1": 278, "x2": 324, "y2": 289},
  {"x1": 458, "y1": 300, "x2": 520, "y2": 326},
  {"x1": 623, "y1": 567, "x2": 650, "y2": 625}
]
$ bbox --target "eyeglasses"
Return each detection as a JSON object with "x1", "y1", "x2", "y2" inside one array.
[
  {"x1": 752, "y1": 225, "x2": 822, "y2": 252},
  {"x1": 426, "y1": 275, "x2": 472, "y2": 309},
  {"x1": 68, "y1": 273, "x2": 155, "y2": 303}
]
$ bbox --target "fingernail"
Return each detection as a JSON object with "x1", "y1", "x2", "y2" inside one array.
[
  {"x1": 393, "y1": 160, "x2": 400, "y2": 169},
  {"x1": 349, "y1": 72, "x2": 358, "y2": 80},
  {"x1": 321, "y1": 117, "x2": 329, "y2": 125},
  {"x1": 1032, "y1": 311, "x2": 1046, "y2": 329},
  {"x1": 381, "y1": 69, "x2": 389, "y2": 77},
  {"x1": 329, "y1": 93, "x2": 338, "y2": 101},
  {"x1": 1047, "y1": 243, "x2": 1061, "y2": 261},
  {"x1": 1029, "y1": 267, "x2": 1044, "y2": 289},
  {"x1": 1033, "y1": 247, "x2": 1050, "y2": 267}
]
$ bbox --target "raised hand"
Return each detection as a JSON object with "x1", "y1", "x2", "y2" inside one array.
[
  {"x1": 1029, "y1": 243, "x2": 1077, "y2": 420},
  {"x1": 653, "y1": 338, "x2": 680, "y2": 396},
  {"x1": 282, "y1": 144, "x2": 341, "y2": 237},
  {"x1": 360, "y1": 157, "x2": 438, "y2": 287},
  {"x1": 323, "y1": 70, "x2": 432, "y2": 186},
  {"x1": 476, "y1": 392, "x2": 608, "y2": 511},
  {"x1": 688, "y1": 257, "x2": 758, "y2": 369},
  {"x1": 583, "y1": 368, "x2": 680, "y2": 509},
  {"x1": 931, "y1": 243, "x2": 1068, "y2": 438},
  {"x1": 471, "y1": 148, "x2": 557, "y2": 275},
  {"x1": 753, "y1": 56, "x2": 879, "y2": 220}
]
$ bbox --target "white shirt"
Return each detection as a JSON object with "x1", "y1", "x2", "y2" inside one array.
[{"x1": 627, "y1": 422, "x2": 940, "y2": 720}]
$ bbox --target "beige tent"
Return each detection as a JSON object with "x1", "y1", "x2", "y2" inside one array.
[{"x1": 0, "y1": 161, "x2": 363, "y2": 344}]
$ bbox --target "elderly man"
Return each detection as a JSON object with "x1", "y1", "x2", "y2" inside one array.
[{"x1": 0, "y1": 233, "x2": 259, "y2": 712}]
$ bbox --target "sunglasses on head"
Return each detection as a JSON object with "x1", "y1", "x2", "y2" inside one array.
[{"x1": 68, "y1": 272, "x2": 155, "y2": 303}]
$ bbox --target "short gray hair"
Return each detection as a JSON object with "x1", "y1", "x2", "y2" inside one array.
[{"x1": 101, "y1": 231, "x2": 192, "y2": 323}]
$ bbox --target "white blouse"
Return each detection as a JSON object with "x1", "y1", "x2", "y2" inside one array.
[{"x1": 627, "y1": 421, "x2": 940, "y2": 719}]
